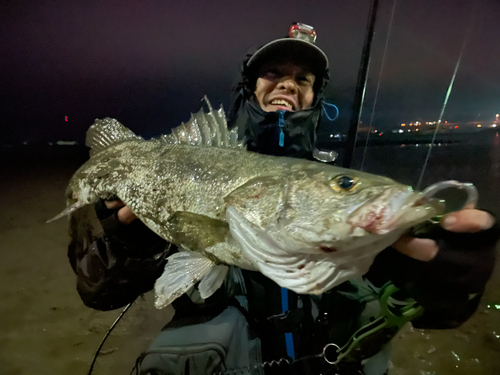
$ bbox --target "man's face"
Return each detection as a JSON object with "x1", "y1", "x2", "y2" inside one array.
[{"x1": 254, "y1": 61, "x2": 316, "y2": 112}]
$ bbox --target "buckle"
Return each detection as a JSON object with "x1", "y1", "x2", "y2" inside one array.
[{"x1": 267, "y1": 308, "x2": 305, "y2": 333}]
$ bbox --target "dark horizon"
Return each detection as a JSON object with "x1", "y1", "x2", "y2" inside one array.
[{"x1": 2, "y1": 0, "x2": 500, "y2": 145}]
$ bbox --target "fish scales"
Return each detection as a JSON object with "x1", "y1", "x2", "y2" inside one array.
[
  {"x1": 56, "y1": 101, "x2": 439, "y2": 308},
  {"x1": 69, "y1": 139, "x2": 294, "y2": 241}
]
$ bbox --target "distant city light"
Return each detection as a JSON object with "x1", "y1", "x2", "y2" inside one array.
[{"x1": 392, "y1": 117, "x2": 496, "y2": 133}]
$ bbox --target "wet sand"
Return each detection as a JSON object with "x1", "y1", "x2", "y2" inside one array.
[
  {"x1": 0, "y1": 146, "x2": 174, "y2": 375},
  {"x1": 389, "y1": 261, "x2": 500, "y2": 374},
  {"x1": 1, "y1": 142, "x2": 499, "y2": 374}
]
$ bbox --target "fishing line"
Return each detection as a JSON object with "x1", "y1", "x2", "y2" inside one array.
[
  {"x1": 88, "y1": 301, "x2": 134, "y2": 375},
  {"x1": 360, "y1": 0, "x2": 397, "y2": 171},
  {"x1": 416, "y1": 2, "x2": 477, "y2": 190}
]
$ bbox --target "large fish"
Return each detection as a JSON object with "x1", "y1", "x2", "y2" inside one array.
[{"x1": 52, "y1": 98, "x2": 440, "y2": 309}]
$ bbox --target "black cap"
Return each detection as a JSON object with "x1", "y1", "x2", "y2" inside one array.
[{"x1": 246, "y1": 23, "x2": 329, "y2": 80}]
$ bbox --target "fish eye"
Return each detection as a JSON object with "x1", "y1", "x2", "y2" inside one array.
[{"x1": 330, "y1": 175, "x2": 359, "y2": 192}]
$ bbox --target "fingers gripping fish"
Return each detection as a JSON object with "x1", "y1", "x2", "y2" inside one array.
[{"x1": 50, "y1": 98, "x2": 439, "y2": 309}]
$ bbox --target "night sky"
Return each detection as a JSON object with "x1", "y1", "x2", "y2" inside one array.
[{"x1": 2, "y1": 0, "x2": 499, "y2": 145}]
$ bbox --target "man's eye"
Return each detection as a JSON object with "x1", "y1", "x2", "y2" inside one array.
[
  {"x1": 297, "y1": 76, "x2": 312, "y2": 85},
  {"x1": 264, "y1": 70, "x2": 280, "y2": 79}
]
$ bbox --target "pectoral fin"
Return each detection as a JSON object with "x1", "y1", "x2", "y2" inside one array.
[
  {"x1": 154, "y1": 251, "x2": 228, "y2": 309},
  {"x1": 198, "y1": 264, "x2": 229, "y2": 299},
  {"x1": 168, "y1": 211, "x2": 230, "y2": 252}
]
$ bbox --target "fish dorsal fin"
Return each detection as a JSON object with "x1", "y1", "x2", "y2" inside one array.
[
  {"x1": 161, "y1": 96, "x2": 246, "y2": 150},
  {"x1": 86, "y1": 117, "x2": 144, "y2": 157}
]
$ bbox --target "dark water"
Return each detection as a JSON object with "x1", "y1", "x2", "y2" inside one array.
[
  {"x1": 350, "y1": 132, "x2": 500, "y2": 216},
  {"x1": 1, "y1": 132, "x2": 499, "y2": 374}
]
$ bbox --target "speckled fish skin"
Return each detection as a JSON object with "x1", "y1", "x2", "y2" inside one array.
[
  {"x1": 68, "y1": 137, "x2": 279, "y2": 235},
  {"x1": 66, "y1": 130, "x2": 435, "y2": 267},
  {"x1": 60, "y1": 103, "x2": 439, "y2": 300}
]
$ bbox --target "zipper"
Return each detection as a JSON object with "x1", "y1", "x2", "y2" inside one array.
[{"x1": 278, "y1": 110, "x2": 285, "y2": 147}]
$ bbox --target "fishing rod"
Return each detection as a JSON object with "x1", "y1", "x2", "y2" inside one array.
[
  {"x1": 359, "y1": 0, "x2": 397, "y2": 171},
  {"x1": 342, "y1": 0, "x2": 380, "y2": 169}
]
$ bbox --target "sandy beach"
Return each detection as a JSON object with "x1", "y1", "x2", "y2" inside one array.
[{"x1": 1, "y1": 144, "x2": 499, "y2": 375}]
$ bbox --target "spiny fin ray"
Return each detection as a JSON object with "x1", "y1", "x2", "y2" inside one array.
[
  {"x1": 160, "y1": 96, "x2": 245, "y2": 149},
  {"x1": 86, "y1": 118, "x2": 143, "y2": 157}
]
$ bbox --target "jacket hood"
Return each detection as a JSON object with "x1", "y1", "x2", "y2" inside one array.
[
  {"x1": 230, "y1": 94, "x2": 323, "y2": 160},
  {"x1": 227, "y1": 45, "x2": 331, "y2": 159}
]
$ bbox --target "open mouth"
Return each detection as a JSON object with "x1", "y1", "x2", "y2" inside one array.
[
  {"x1": 270, "y1": 99, "x2": 294, "y2": 110},
  {"x1": 347, "y1": 189, "x2": 441, "y2": 235},
  {"x1": 371, "y1": 195, "x2": 442, "y2": 234}
]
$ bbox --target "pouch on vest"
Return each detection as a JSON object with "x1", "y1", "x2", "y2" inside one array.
[{"x1": 135, "y1": 305, "x2": 264, "y2": 375}]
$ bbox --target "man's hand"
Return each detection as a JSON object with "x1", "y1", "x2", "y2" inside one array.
[
  {"x1": 393, "y1": 209, "x2": 495, "y2": 261},
  {"x1": 104, "y1": 200, "x2": 137, "y2": 225}
]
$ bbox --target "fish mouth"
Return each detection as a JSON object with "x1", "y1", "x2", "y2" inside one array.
[{"x1": 347, "y1": 188, "x2": 442, "y2": 235}]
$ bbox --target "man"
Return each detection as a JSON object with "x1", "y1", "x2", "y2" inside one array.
[{"x1": 69, "y1": 23, "x2": 498, "y2": 374}]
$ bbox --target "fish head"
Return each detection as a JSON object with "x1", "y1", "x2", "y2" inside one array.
[{"x1": 226, "y1": 160, "x2": 440, "y2": 254}]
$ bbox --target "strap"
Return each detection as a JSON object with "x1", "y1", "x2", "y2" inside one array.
[{"x1": 280, "y1": 288, "x2": 296, "y2": 359}]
